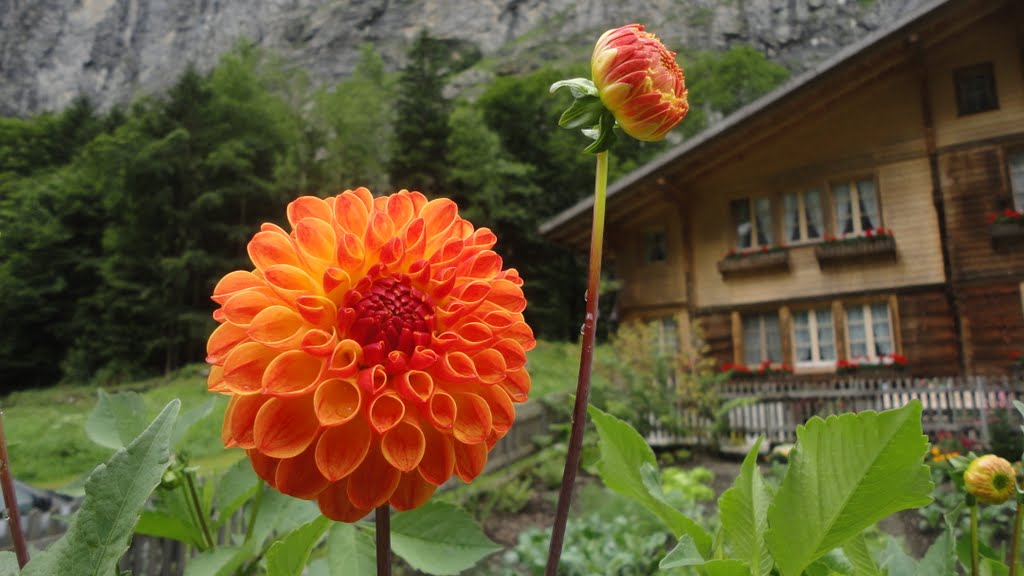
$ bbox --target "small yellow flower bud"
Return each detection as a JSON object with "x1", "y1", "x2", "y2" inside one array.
[{"x1": 964, "y1": 454, "x2": 1017, "y2": 505}]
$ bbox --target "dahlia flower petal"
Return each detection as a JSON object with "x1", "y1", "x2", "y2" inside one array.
[
  {"x1": 287, "y1": 196, "x2": 333, "y2": 228},
  {"x1": 368, "y1": 392, "x2": 405, "y2": 434},
  {"x1": 264, "y1": 265, "x2": 319, "y2": 306},
  {"x1": 471, "y1": 349, "x2": 508, "y2": 384},
  {"x1": 417, "y1": 426, "x2": 455, "y2": 486},
  {"x1": 336, "y1": 233, "x2": 366, "y2": 273},
  {"x1": 300, "y1": 329, "x2": 337, "y2": 357},
  {"x1": 328, "y1": 339, "x2": 362, "y2": 377},
  {"x1": 500, "y1": 368, "x2": 532, "y2": 403},
  {"x1": 248, "y1": 449, "x2": 280, "y2": 485},
  {"x1": 208, "y1": 365, "x2": 229, "y2": 393},
  {"x1": 223, "y1": 394, "x2": 269, "y2": 448},
  {"x1": 483, "y1": 386, "x2": 515, "y2": 436},
  {"x1": 453, "y1": 440, "x2": 488, "y2": 483},
  {"x1": 248, "y1": 230, "x2": 301, "y2": 271},
  {"x1": 247, "y1": 305, "x2": 307, "y2": 349},
  {"x1": 212, "y1": 270, "x2": 264, "y2": 305},
  {"x1": 420, "y1": 199, "x2": 459, "y2": 250},
  {"x1": 452, "y1": 392, "x2": 493, "y2": 445},
  {"x1": 253, "y1": 396, "x2": 319, "y2": 458},
  {"x1": 380, "y1": 237, "x2": 405, "y2": 269},
  {"x1": 403, "y1": 220, "x2": 428, "y2": 264},
  {"x1": 207, "y1": 322, "x2": 249, "y2": 364},
  {"x1": 391, "y1": 471, "x2": 437, "y2": 511},
  {"x1": 386, "y1": 193, "x2": 416, "y2": 230},
  {"x1": 426, "y1": 391, "x2": 456, "y2": 430},
  {"x1": 222, "y1": 342, "x2": 280, "y2": 395},
  {"x1": 315, "y1": 419, "x2": 371, "y2": 481},
  {"x1": 365, "y1": 210, "x2": 395, "y2": 256},
  {"x1": 396, "y1": 370, "x2": 434, "y2": 404},
  {"x1": 333, "y1": 190, "x2": 372, "y2": 238},
  {"x1": 456, "y1": 251, "x2": 502, "y2": 281},
  {"x1": 346, "y1": 444, "x2": 401, "y2": 510},
  {"x1": 262, "y1": 350, "x2": 323, "y2": 396},
  {"x1": 314, "y1": 378, "x2": 362, "y2": 426},
  {"x1": 223, "y1": 290, "x2": 276, "y2": 327},
  {"x1": 275, "y1": 441, "x2": 330, "y2": 499},
  {"x1": 358, "y1": 365, "x2": 388, "y2": 395},
  {"x1": 492, "y1": 338, "x2": 527, "y2": 370},
  {"x1": 318, "y1": 479, "x2": 371, "y2": 523},
  {"x1": 295, "y1": 217, "x2": 338, "y2": 267},
  {"x1": 438, "y1": 351, "x2": 479, "y2": 382},
  {"x1": 382, "y1": 421, "x2": 426, "y2": 473}
]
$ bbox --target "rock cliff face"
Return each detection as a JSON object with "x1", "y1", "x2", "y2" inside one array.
[{"x1": 0, "y1": 0, "x2": 926, "y2": 117}]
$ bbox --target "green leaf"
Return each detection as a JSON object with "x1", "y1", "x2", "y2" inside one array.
[
  {"x1": 84, "y1": 389, "x2": 150, "y2": 450},
  {"x1": 765, "y1": 401, "x2": 933, "y2": 576},
  {"x1": 812, "y1": 549, "x2": 855, "y2": 575},
  {"x1": 391, "y1": 501, "x2": 500, "y2": 575},
  {"x1": 327, "y1": 523, "x2": 376, "y2": 576},
  {"x1": 980, "y1": 558, "x2": 1010, "y2": 576},
  {"x1": 588, "y1": 406, "x2": 712, "y2": 556},
  {"x1": 719, "y1": 436, "x2": 773, "y2": 576},
  {"x1": 135, "y1": 510, "x2": 200, "y2": 546},
  {"x1": 183, "y1": 546, "x2": 249, "y2": 576},
  {"x1": 583, "y1": 110, "x2": 617, "y2": 154},
  {"x1": 549, "y1": 78, "x2": 598, "y2": 99},
  {"x1": 704, "y1": 559, "x2": 752, "y2": 576},
  {"x1": 266, "y1": 515, "x2": 331, "y2": 576},
  {"x1": 877, "y1": 538, "x2": 916, "y2": 576},
  {"x1": 247, "y1": 488, "x2": 321, "y2": 549},
  {"x1": 842, "y1": 533, "x2": 882, "y2": 576},
  {"x1": 915, "y1": 528, "x2": 954, "y2": 576},
  {"x1": 0, "y1": 551, "x2": 19, "y2": 576},
  {"x1": 213, "y1": 457, "x2": 259, "y2": 530},
  {"x1": 660, "y1": 535, "x2": 704, "y2": 569},
  {"x1": 23, "y1": 400, "x2": 180, "y2": 576},
  {"x1": 171, "y1": 397, "x2": 216, "y2": 448}
]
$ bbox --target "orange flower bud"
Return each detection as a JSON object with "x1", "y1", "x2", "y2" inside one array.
[
  {"x1": 591, "y1": 24, "x2": 689, "y2": 142},
  {"x1": 964, "y1": 454, "x2": 1017, "y2": 504}
]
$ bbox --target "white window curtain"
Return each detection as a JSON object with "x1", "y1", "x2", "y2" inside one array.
[
  {"x1": 732, "y1": 199, "x2": 752, "y2": 249},
  {"x1": 816, "y1": 308, "x2": 835, "y2": 360},
  {"x1": 1010, "y1": 150, "x2": 1024, "y2": 211},
  {"x1": 857, "y1": 179, "x2": 880, "y2": 232},
  {"x1": 846, "y1": 305, "x2": 867, "y2": 358},
  {"x1": 763, "y1": 314, "x2": 782, "y2": 362},
  {"x1": 743, "y1": 316, "x2": 762, "y2": 365},
  {"x1": 755, "y1": 198, "x2": 772, "y2": 246},
  {"x1": 870, "y1": 303, "x2": 893, "y2": 356},
  {"x1": 783, "y1": 193, "x2": 801, "y2": 242},
  {"x1": 793, "y1": 311, "x2": 812, "y2": 362},
  {"x1": 804, "y1": 190, "x2": 824, "y2": 239},
  {"x1": 834, "y1": 184, "x2": 854, "y2": 235}
]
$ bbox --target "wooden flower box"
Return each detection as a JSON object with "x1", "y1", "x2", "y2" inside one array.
[
  {"x1": 990, "y1": 221, "x2": 1024, "y2": 248},
  {"x1": 815, "y1": 235, "x2": 896, "y2": 267},
  {"x1": 717, "y1": 250, "x2": 789, "y2": 278}
]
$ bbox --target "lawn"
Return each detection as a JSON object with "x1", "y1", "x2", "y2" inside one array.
[{"x1": 0, "y1": 339, "x2": 585, "y2": 489}]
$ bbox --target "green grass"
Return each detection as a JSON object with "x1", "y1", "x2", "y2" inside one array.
[{"x1": 2, "y1": 339, "x2": 585, "y2": 488}]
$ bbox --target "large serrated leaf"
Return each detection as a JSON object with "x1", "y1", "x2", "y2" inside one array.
[
  {"x1": 85, "y1": 389, "x2": 151, "y2": 450},
  {"x1": 23, "y1": 400, "x2": 180, "y2": 576},
  {"x1": 171, "y1": 396, "x2": 217, "y2": 448},
  {"x1": 842, "y1": 533, "x2": 882, "y2": 576},
  {"x1": 266, "y1": 515, "x2": 331, "y2": 576},
  {"x1": 719, "y1": 437, "x2": 773, "y2": 576},
  {"x1": 765, "y1": 401, "x2": 933, "y2": 576},
  {"x1": 391, "y1": 501, "x2": 500, "y2": 575},
  {"x1": 588, "y1": 406, "x2": 712, "y2": 557},
  {"x1": 327, "y1": 523, "x2": 376, "y2": 576},
  {"x1": 183, "y1": 546, "x2": 249, "y2": 576},
  {"x1": 212, "y1": 456, "x2": 259, "y2": 530},
  {"x1": 0, "y1": 551, "x2": 19, "y2": 576}
]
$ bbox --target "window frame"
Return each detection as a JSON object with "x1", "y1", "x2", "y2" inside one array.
[
  {"x1": 731, "y1": 196, "x2": 774, "y2": 251},
  {"x1": 830, "y1": 175, "x2": 883, "y2": 237},
  {"x1": 643, "y1": 228, "x2": 668, "y2": 264},
  {"x1": 1006, "y1": 147, "x2": 1024, "y2": 212},
  {"x1": 954, "y1": 62, "x2": 999, "y2": 117},
  {"x1": 791, "y1": 307, "x2": 836, "y2": 369},
  {"x1": 782, "y1": 188, "x2": 825, "y2": 246},
  {"x1": 844, "y1": 302, "x2": 895, "y2": 361},
  {"x1": 741, "y1": 311, "x2": 783, "y2": 366}
]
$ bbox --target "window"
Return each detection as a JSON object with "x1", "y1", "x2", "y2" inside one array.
[
  {"x1": 644, "y1": 230, "x2": 667, "y2": 263},
  {"x1": 792, "y1": 308, "x2": 836, "y2": 366},
  {"x1": 954, "y1": 62, "x2": 998, "y2": 116},
  {"x1": 832, "y1": 178, "x2": 881, "y2": 236},
  {"x1": 656, "y1": 316, "x2": 679, "y2": 354},
  {"x1": 742, "y1": 313, "x2": 782, "y2": 365},
  {"x1": 731, "y1": 197, "x2": 772, "y2": 250},
  {"x1": 1009, "y1": 149, "x2": 1024, "y2": 211},
  {"x1": 783, "y1": 189, "x2": 824, "y2": 243},
  {"x1": 845, "y1": 303, "x2": 894, "y2": 360}
]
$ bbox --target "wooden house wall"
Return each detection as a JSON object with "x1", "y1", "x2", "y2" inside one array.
[
  {"x1": 958, "y1": 282, "x2": 1024, "y2": 374},
  {"x1": 896, "y1": 287, "x2": 960, "y2": 376},
  {"x1": 613, "y1": 198, "x2": 688, "y2": 313}
]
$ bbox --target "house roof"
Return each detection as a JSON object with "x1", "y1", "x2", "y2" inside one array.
[{"x1": 539, "y1": 0, "x2": 958, "y2": 246}]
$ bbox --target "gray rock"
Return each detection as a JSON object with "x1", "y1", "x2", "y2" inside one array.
[{"x1": 0, "y1": 0, "x2": 927, "y2": 117}]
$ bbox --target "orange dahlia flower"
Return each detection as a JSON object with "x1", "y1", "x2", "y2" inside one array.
[
  {"x1": 964, "y1": 454, "x2": 1017, "y2": 505},
  {"x1": 206, "y1": 188, "x2": 535, "y2": 521},
  {"x1": 591, "y1": 24, "x2": 689, "y2": 142}
]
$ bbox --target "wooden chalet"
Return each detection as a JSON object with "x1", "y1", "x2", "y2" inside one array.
[{"x1": 541, "y1": 0, "x2": 1024, "y2": 378}]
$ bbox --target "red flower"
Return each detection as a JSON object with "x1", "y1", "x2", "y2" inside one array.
[
  {"x1": 760, "y1": 245, "x2": 769, "y2": 253},
  {"x1": 207, "y1": 188, "x2": 535, "y2": 521},
  {"x1": 865, "y1": 228, "x2": 874, "y2": 238},
  {"x1": 591, "y1": 24, "x2": 689, "y2": 141}
]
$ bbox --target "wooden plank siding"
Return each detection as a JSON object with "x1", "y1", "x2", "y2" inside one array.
[
  {"x1": 696, "y1": 311, "x2": 734, "y2": 368},
  {"x1": 897, "y1": 287, "x2": 960, "y2": 376},
  {"x1": 959, "y1": 282, "x2": 1024, "y2": 374},
  {"x1": 612, "y1": 199, "x2": 688, "y2": 314}
]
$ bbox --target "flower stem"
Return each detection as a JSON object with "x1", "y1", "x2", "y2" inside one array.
[
  {"x1": 971, "y1": 503, "x2": 980, "y2": 576},
  {"x1": 0, "y1": 413, "x2": 29, "y2": 568},
  {"x1": 376, "y1": 505, "x2": 392, "y2": 576},
  {"x1": 1011, "y1": 498, "x2": 1023, "y2": 576},
  {"x1": 545, "y1": 150, "x2": 609, "y2": 576},
  {"x1": 184, "y1": 468, "x2": 215, "y2": 550}
]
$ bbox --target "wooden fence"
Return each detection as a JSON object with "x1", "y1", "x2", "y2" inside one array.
[
  {"x1": 693, "y1": 374, "x2": 1024, "y2": 450},
  {"x1": 1, "y1": 398, "x2": 553, "y2": 574}
]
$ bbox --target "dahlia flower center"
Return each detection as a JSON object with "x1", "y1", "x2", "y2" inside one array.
[
  {"x1": 348, "y1": 276, "x2": 435, "y2": 358},
  {"x1": 992, "y1": 472, "x2": 1010, "y2": 491}
]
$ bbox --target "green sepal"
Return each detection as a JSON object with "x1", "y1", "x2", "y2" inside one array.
[
  {"x1": 557, "y1": 95, "x2": 605, "y2": 130},
  {"x1": 549, "y1": 78, "x2": 598, "y2": 99},
  {"x1": 584, "y1": 110, "x2": 617, "y2": 154}
]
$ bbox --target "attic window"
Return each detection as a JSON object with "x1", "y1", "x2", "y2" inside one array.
[
  {"x1": 644, "y1": 230, "x2": 668, "y2": 263},
  {"x1": 954, "y1": 62, "x2": 998, "y2": 116}
]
